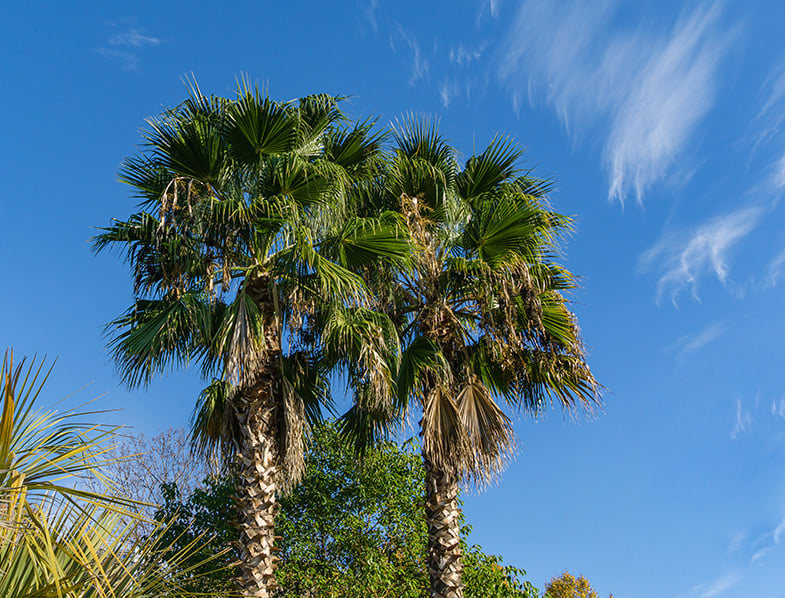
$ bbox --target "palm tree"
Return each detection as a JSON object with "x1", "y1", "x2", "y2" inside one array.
[
  {"x1": 0, "y1": 350, "x2": 227, "y2": 597},
  {"x1": 95, "y1": 81, "x2": 407, "y2": 597},
  {"x1": 345, "y1": 121, "x2": 600, "y2": 598}
]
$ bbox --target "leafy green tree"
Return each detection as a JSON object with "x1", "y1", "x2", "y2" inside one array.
[
  {"x1": 543, "y1": 571, "x2": 607, "y2": 598},
  {"x1": 153, "y1": 422, "x2": 538, "y2": 597},
  {"x1": 343, "y1": 121, "x2": 600, "y2": 598},
  {"x1": 0, "y1": 351, "x2": 226, "y2": 597},
  {"x1": 154, "y1": 476, "x2": 238, "y2": 596},
  {"x1": 95, "y1": 81, "x2": 406, "y2": 597}
]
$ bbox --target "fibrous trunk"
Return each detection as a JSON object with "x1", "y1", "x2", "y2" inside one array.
[
  {"x1": 423, "y1": 452, "x2": 464, "y2": 598},
  {"x1": 234, "y1": 382, "x2": 280, "y2": 598}
]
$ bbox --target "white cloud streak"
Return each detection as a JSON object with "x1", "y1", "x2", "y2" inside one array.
[
  {"x1": 748, "y1": 61, "x2": 785, "y2": 194},
  {"x1": 439, "y1": 79, "x2": 458, "y2": 108},
  {"x1": 771, "y1": 398, "x2": 785, "y2": 419},
  {"x1": 449, "y1": 43, "x2": 487, "y2": 67},
  {"x1": 771, "y1": 150, "x2": 785, "y2": 191},
  {"x1": 726, "y1": 393, "x2": 785, "y2": 441},
  {"x1": 478, "y1": 0, "x2": 501, "y2": 20},
  {"x1": 730, "y1": 399, "x2": 751, "y2": 440},
  {"x1": 391, "y1": 26, "x2": 428, "y2": 85},
  {"x1": 755, "y1": 62, "x2": 785, "y2": 150},
  {"x1": 749, "y1": 515, "x2": 785, "y2": 563},
  {"x1": 693, "y1": 571, "x2": 743, "y2": 598},
  {"x1": 639, "y1": 206, "x2": 763, "y2": 304},
  {"x1": 108, "y1": 29, "x2": 161, "y2": 47},
  {"x1": 98, "y1": 25, "x2": 162, "y2": 72},
  {"x1": 774, "y1": 517, "x2": 785, "y2": 545},
  {"x1": 497, "y1": 1, "x2": 730, "y2": 204},
  {"x1": 357, "y1": 0, "x2": 379, "y2": 32},
  {"x1": 703, "y1": 575, "x2": 741, "y2": 598},
  {"x1": 765, "y1": 246, "x2": 785, "y2": 288},
  {"x1": 670, "y1": 322, "x2": 726, "y2": 359}
]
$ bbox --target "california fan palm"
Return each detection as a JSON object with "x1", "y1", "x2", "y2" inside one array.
[
  {"x1": 346, "y1": 120, "x2": 600, "y2": 598},
  {"x1": 95, "y1": 81, "x2": 407, "y2": 597}
]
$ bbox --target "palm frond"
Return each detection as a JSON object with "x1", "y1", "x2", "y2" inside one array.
[
  {"x1": 396, "y1": 337, "x2": 451, "y2": 408},
  {"x1": 144, "y1": 98, "x2": 228, "y2": 186},
  {"x1": 227, "y1": 81, "x2": 299, "y2": 162},
  {"x1": 0, "y1": 351, "x2": 133, "y2": 514},
  {"x1": 296, "y1": 92, "x2": 345, "y2": 150},
  {"x1": 214, "y1": 286, "x2": 269, "y2": 387},
  {"x1": 321, "y1": 213, "x2": 411, "y2": 270},
  {"x1": 455, "y1": 376, "x2": 514, "y2": 485},
  {"x1": 337, "y1": 403, "x2": 400, "y2": 457},
  {"x1": 277, "y1": 351, "x2": 332, "y2": 491},
  {"x1": 322, "y1": 306, "x2": 399, "y2": 413},
  {"x1": 323, "y1": 118, "x2": 388, "y2": 175},
  {"x1": 421, "y1": 386, "x2": 468, "y2": 474},
  {"x1": 190, "y1": 377, "x2": 237, "y2": 462},
  {"x1": 457, "y1": 135, "x2": 524, "y2": 205},
  {"x1": 107, "y1": 293, "x2": 214, "y2": 388}
]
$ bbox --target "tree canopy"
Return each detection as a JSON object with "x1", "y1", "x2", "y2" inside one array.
[{"x1": 543, "y1": 571, "x2": 609, "y2": 598}]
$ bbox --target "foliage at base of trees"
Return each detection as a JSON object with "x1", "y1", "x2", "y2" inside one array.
[{"x1": 153, "y1": 422, "x2": 539, "y2": 597}]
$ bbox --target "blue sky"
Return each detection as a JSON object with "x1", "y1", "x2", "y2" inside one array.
[{"x1": 2, "y1": 1, "x2": 785, "y2": 596}]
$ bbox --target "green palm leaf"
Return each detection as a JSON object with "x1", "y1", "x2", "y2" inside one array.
[{"x1": 226, "y1": 84, "x2": 299, "y2": 162}]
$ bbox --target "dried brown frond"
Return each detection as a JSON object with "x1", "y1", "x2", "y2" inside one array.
[
  {"x1": 421, "y1": 386, "x2": 470, "y2": 476},
  {"x1": 278, "y1": 376, "x2": 307, "y2": 492},
  {"x1": 455, "y1": 376, "x2": 515, "y2": 486}
]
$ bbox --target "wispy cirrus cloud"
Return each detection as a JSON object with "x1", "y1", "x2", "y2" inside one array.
[
  {"x1": 690, "y1": 512, "x2": 785, "y2": 597},
  {"x1": 439, "y1": 79, "x2": 459, "y2": 109},
  {"x1": 390, "y1": 26, "x2": 429, "y2": 85},
  {"x1": 477, "y1": 0, "x2": 501, "y2": 20},
  {"x1": 667, "y1": 322, "x2": 726, "y2": 360},
  {"x1": 751, "y1": 62, "x2": 785, "y2": 192},
  {"x1": 726, "y1": 392, "x2": 785, "y2": 441},
  {"x1": 690, "y1": 571, "x2": 743, "y2": 598},
  {"x1": 750, "y1": 517, "x2": 785, "y2": 564},
  {"x1": 108, "y1": 29, "x2": 161, "y2": 47},
  {"x1": 639, "y1": 205, "x2": 763, "y2": 305},
  {"x1": 771, "y1": 397, "x2": 785, "y2": 419},
  {"x1": 356, "y1": 0, "x2": 379, "y2": 32},
  {"x1": 771, "y1": 151, "x2": 785, "y2": 191},
  {"x1": 755, "y1": 62, "x2": 785, "y2": 149},
  {"x1": 739, "y1": 514, "x2": 785, "y2": 564},
  {"x1": 98, "y1": 23, "x2": 162, "y2": 72},
  {"x1": 497, "y1": 1, "x2": 731, "y2": 204},
  {"x1": 764, "y1": 246, "x2": 785, "y2": 288},
  {"x1": 449, "y1": 42, "x2": 487, "y2": 68},
  {"x1": 439, "y1": 42, "x2": 488, "y2": 108},
  {"x1": 730, "y1": 399, "x2": 752, "y2": 440}
]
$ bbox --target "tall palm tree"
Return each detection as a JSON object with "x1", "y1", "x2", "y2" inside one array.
[
  {"x1": 345, "y1": 121, "x2": 600, "y2": 598},
  {"x1": 95, "y1": 81, "x2": 407, "y2": 597}
]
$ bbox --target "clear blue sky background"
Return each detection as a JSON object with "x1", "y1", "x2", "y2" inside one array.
[{"x1": 2, "y1": 1, "x2": 785, "y2": 596}]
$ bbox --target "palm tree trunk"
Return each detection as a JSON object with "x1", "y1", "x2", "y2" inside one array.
[
  {"x1": 423, "y1": 452, "x2": 464, "y2": 598},
  {"x1": 234, "y1": 383, "x2": 280, "y2": 598}
]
